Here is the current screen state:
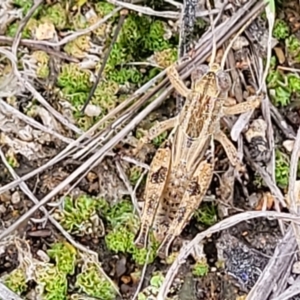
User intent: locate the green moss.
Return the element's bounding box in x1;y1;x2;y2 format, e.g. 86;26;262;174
275;149;290;189
267;70;290;107
95;1;116;17
32;51;50;79
105;226;135;253
286;35;300;63
53;195;105;235
36;264;68;300
57;63;91;95
153;131;168;147
41;3;67;30
47;242;77;275
6;21;32;38
107;66;143;84
64;36;91;58
75;263;116;300
4;268;27;295
273;19;289;40
13;0;35;15
194;203;217;226
104;200;158;265
192;260;209;277
137;272;164;299
129;166;143;186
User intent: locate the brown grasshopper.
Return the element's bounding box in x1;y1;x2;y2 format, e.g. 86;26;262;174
134;62;261;258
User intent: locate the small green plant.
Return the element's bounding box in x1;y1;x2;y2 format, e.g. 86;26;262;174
5;152;19;168
104;200;158;265
275;149;290;189
286;35;300;64
47;242;77;275
35;264;68;300
266;70;300;107
273;19;289;40
53;195;105;235
75;263;116;300
13;0;35;15
138;272;164;300
129;166;143;186
192;260;209;277
194;203;217;226
41;3;67;30
4;268;27;295
57;63;91;97
95;1;116;17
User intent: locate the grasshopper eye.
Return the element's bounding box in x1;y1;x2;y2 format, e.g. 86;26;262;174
216;71;231;92
191;64;209;82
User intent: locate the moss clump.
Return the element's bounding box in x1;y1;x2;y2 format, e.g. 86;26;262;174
64;36;91;59
192;260;209;277
75;263;116;300
194;203;217;226
53;195;106;236
104;200;158;265
103;13;178;85
57;63;91;97
138;272;164;300
273;19;290;40
4;268;27;295
32;51;50;79
7;20;34;38
57;63;120;130
35;264;68;300
95;1;116;17
286;35;300;64
275;150;290;189
266;66;300;107
41;3;67;30
128;166;143;186
47;242;77;275
13;0;39;16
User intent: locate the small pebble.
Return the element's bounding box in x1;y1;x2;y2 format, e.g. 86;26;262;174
292;261;300;274
11;191;21;204
0;204;6;214
84;104;101;117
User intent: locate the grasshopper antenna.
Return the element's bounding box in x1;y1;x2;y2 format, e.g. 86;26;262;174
207;0;217;67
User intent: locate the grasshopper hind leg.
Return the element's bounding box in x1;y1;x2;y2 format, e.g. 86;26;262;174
157;158;214;258
135;144;171;248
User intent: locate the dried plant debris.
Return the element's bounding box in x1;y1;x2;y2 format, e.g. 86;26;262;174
0;105;66;162
244;118;271;163
2;1;300;300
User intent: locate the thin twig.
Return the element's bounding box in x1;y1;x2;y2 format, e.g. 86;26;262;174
0;99;74;144
115;160;141;216
82;9;128;113
0;36;79;62
288;127;300;213
0;283;23;300
106;0;180;19
131;248;151;300
246;226;297;300
11;0;43;56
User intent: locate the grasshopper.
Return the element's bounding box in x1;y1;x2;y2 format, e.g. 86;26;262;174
134;62;261;258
